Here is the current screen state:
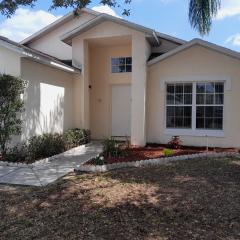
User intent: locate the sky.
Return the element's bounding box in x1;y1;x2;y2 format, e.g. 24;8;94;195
0;0;240;51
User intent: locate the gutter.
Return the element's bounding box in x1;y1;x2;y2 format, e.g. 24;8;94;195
0;38;80;73
20;48;78;73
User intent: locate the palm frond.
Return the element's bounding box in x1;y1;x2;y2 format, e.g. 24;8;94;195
189;0;221;36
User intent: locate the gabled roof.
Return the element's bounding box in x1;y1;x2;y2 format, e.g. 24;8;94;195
20;7;185;47
148;38;240;66
60;12;185;46
20;8;99;45
0;36;79;73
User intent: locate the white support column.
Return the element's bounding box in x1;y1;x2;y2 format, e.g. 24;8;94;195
131;33;150;146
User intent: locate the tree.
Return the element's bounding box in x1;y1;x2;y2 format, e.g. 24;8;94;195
0;74;26;155
0;0;221;35
189;0;221;35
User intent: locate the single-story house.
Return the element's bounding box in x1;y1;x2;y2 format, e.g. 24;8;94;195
1;8;240;148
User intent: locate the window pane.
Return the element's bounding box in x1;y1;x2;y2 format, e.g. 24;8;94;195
206;83;215;93
175;106;184;117
167;94;174;104
119;65;125;72
215;94;224;104
111;58;119;65
215;83;224;93
205;106;214;118
176;84;184;93
112;66;119;73
119;58;125;65
214;118;223;129
205;118;214;129
166;116;174;128
196;94;205;104
167;106;175;117
196;106;204;117
126;65;132;72
184;118;192;128
184;84;192;93
175;94;184;104
197;83;205;93
167;84;175;94
184;94;192;104
184;106;192;117
126;57;132;65
196;118;204;129
206;94;214;104
175;117;184;128
214;106;223;118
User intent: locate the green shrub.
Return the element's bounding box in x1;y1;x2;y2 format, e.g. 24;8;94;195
27;133;66;161
64;128;91;148
0;74;26;156
3;129;90;163
103;138;127;158
5;144;28;163
163;148;174;157
94;155;105;165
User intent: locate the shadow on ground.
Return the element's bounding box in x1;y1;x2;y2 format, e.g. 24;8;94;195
0;157;240;239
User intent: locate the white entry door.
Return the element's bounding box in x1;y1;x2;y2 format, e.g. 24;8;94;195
111;85;131;137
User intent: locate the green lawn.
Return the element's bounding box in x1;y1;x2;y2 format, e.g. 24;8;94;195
1;157;240;239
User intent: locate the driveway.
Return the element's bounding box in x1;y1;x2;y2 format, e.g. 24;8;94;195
0;142;102;186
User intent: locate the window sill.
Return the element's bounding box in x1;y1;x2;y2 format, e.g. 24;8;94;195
164;129;225;138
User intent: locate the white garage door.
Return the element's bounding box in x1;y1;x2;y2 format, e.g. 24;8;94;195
111;85;131;137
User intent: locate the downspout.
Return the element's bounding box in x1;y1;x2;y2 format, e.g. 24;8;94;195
153;31;160;46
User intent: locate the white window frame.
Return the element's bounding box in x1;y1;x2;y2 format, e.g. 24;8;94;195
111;57;132;73
164;79;226;137
166;83;193;129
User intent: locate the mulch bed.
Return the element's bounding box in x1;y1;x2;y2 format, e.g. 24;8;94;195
86;143;238;165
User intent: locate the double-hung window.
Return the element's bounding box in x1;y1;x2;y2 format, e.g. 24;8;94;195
166;83;192;129
166;82;224;133
196;82;224;130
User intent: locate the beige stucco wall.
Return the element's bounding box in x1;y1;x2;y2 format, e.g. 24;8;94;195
72;21;139;70
89;44;131;139
72;38;89;130
147;45;240;148
20;58;75;141
131;32;151;145
72;21;149;145
27;12;96;60
0;46;21;76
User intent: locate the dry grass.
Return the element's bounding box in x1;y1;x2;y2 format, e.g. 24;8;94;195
0;157;240;240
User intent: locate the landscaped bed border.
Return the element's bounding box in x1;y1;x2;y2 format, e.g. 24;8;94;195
75;152;240;173
0;144;90;168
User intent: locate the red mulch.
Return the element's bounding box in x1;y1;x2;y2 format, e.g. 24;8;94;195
86;144;238;165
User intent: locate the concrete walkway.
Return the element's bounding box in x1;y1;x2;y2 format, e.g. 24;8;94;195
0;142;102;187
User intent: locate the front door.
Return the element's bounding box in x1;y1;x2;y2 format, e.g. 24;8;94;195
111;85;131;137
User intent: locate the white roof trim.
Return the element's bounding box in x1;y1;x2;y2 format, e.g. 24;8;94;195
60;12;185;46
60;13;156;44
148;38;240;66
20;7;185;46
155;31;186;45
20;8;99;45
0;37;78;73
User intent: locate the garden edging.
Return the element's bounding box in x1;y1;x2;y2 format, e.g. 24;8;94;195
0;144;90;168
75;152;240;173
